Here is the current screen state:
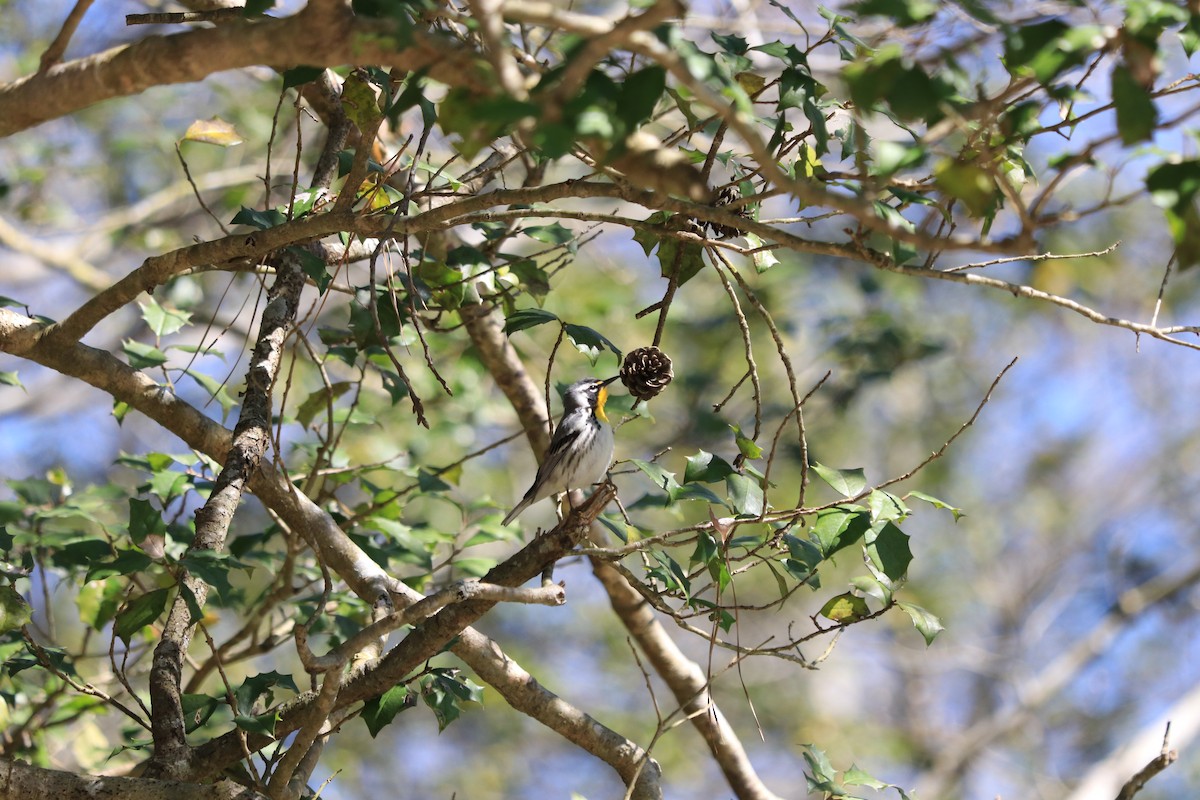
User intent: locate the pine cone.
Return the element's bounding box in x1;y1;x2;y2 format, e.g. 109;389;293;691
620;346;674;401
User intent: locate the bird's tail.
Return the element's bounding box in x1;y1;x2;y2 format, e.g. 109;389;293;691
502;495;533;526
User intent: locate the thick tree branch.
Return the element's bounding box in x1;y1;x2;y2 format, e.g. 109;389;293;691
0;4;488;138
0;759;265;800
146;251;305;779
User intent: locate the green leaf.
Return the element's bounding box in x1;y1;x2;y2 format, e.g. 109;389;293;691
906;490;964;520
378;365;410;406
684;450;735;484
122;340;168;369
617;66;667;128
784;533;823;575
290;246;332;294
1112;64;1158;145
281;66;324;89
898;600;944;645
523;223;575;248
810;506;871;557
503;308;559;334
507;259;550;299
743;232;781;273
181;693;222;733
632;459;683;504
811;463;866;497
295;381;354;429
139;298;192;337
647;549;691;596
342;71;384;132
730;424;763;460
243;0;275;15
0;585;32;634
183;368;238;418
865;521;912;581
658;236;707;286
1003;21;1106;84
851;575;893;606
85;549;153;582
712;32;749;55
230;207;286;230
848;0;937;28
115;588;170;643
563;324;622;360
234;671;298;715
867;489;909;523
417;469;452;493
725;473;764;516
801;743;839;788
870;140;925;177
439;87;535;159
843;46;957;121
689;529;718;566
422;670;483;731
819;591;870;623
128;498;167;545
843;764;889;789
0;371;23;390
1146;159;1200;268
234;711;279;738
180;550;254;601
934;158;997;217
362;684;411;737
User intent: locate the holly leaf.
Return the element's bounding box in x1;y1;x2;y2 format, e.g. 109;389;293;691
115;588;170;643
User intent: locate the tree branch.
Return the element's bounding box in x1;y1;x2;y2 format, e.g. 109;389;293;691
0;758;266;800
0;4;487;138
145;250;305;779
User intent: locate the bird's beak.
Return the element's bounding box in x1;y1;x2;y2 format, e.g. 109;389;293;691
601;375;620;386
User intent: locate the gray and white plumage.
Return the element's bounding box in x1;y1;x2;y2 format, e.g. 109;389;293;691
502;377;617;525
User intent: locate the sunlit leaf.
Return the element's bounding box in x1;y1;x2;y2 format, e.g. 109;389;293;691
810;506;870;557
0;585;31;634
898;600;944;645
819;591;870;623
182;118;243;147
811;463;866;497
139;298;191;338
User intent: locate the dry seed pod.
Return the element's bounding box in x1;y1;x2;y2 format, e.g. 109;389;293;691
620;346;674;401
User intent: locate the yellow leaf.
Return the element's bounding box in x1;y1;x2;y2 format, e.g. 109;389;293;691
182;118;244;147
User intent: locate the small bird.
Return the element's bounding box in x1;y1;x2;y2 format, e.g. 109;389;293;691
502;376;618;525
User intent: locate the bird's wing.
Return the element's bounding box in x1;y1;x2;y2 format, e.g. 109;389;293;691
528;424;583;495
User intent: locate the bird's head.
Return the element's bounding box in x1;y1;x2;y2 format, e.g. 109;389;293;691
563;376;619;422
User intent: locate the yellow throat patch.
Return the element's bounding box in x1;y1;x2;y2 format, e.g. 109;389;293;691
596;384;610;423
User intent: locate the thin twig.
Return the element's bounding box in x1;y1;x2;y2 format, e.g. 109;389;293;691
39;0;95;73
1115;724;1178;800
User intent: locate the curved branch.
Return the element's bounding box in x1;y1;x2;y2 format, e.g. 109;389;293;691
0;4;488;138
